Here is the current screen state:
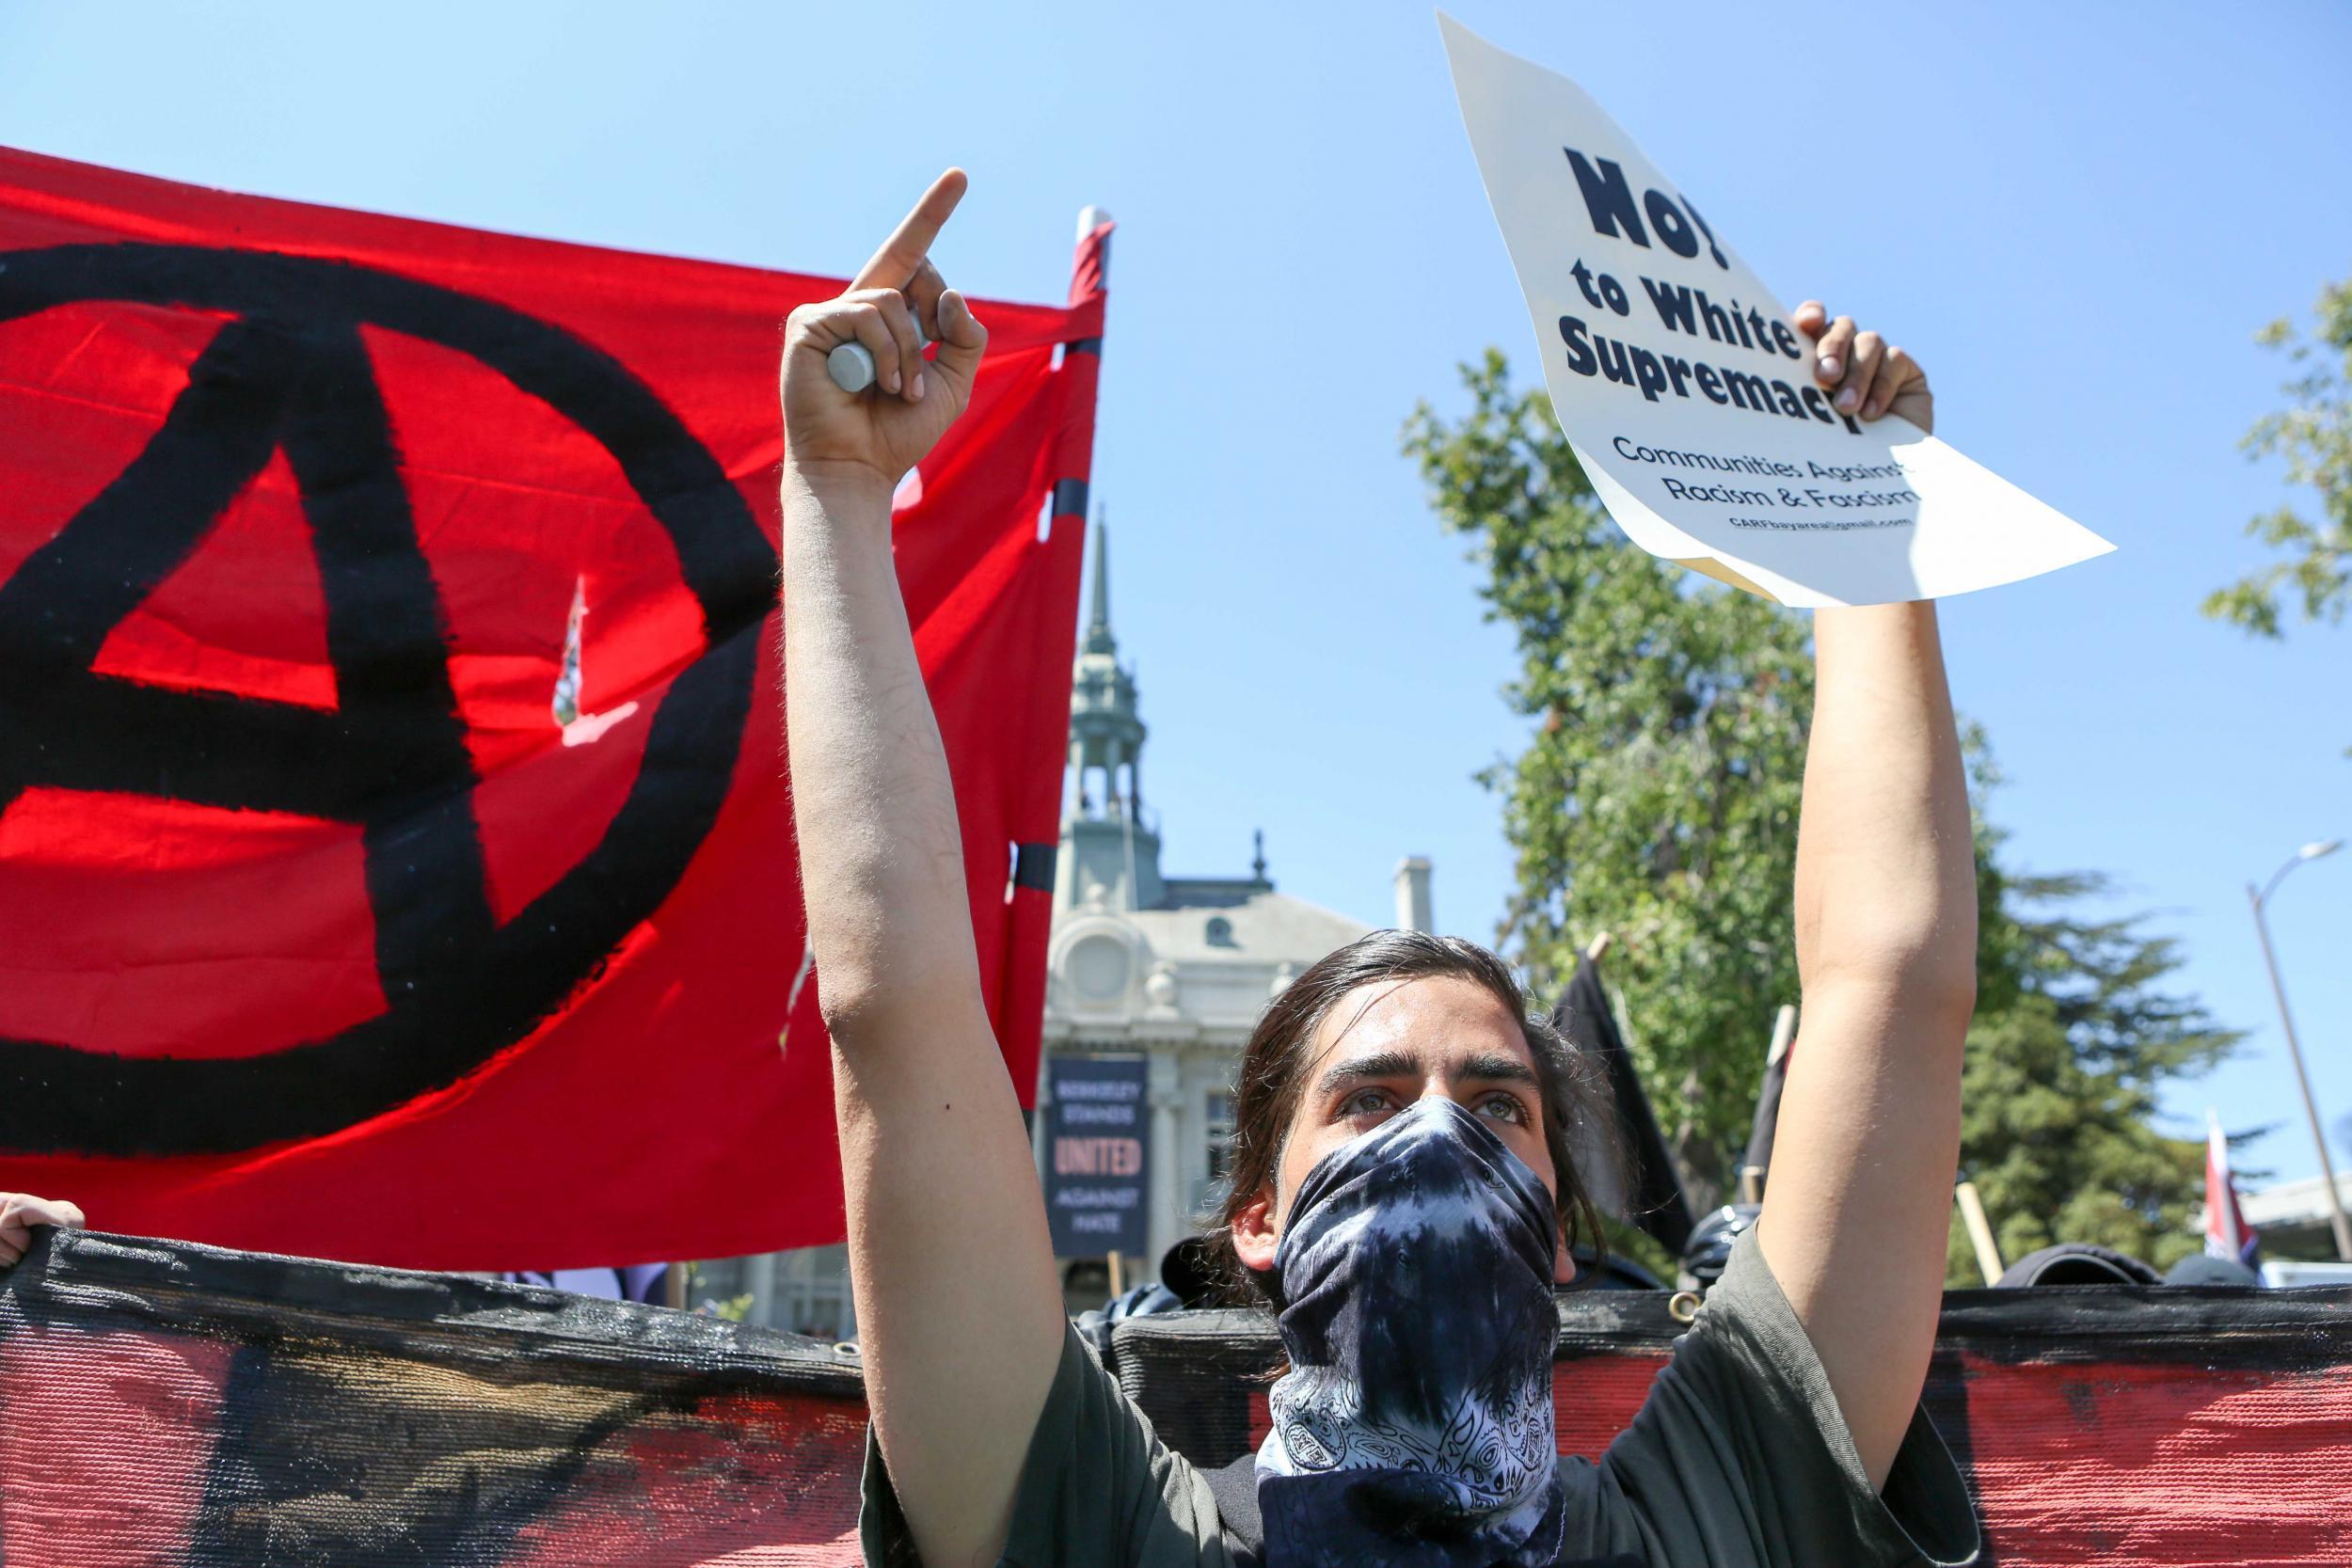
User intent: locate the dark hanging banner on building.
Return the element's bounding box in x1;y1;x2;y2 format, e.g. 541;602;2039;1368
1045;1054;1150;1257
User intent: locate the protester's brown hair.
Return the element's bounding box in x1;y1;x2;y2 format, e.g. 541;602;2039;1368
1207;928;1618;1307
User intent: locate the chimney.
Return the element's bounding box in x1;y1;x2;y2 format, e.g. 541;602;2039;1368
1392;856;1434;933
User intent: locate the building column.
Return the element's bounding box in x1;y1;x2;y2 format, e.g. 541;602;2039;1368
746;1250;778;1329
1148;1051;1183;1280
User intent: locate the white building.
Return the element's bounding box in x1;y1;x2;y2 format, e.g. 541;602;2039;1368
2242;1170;2352;1275
704;521;1417;1335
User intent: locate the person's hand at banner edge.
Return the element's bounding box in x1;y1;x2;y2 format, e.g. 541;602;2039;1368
780;168;990;495
1797;301;1933;436
0;1192;85;1267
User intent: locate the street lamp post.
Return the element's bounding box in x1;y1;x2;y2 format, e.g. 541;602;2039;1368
2248;839;2351;1262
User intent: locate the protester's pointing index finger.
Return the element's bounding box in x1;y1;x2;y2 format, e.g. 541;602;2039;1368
851;169;968;292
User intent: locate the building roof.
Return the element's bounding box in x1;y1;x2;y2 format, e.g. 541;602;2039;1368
2243;1170;2352;1228
1047;880;1373;1038
1122;888;1370;966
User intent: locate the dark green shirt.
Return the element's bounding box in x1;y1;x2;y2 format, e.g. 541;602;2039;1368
861;1231;1979;1566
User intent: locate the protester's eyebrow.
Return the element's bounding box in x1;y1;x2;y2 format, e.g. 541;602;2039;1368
1455;1052;1542;1089
1311;1048;1540;1100
1314;1049;1421;1099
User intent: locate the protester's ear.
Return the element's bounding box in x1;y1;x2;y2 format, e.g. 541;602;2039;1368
1231;1185;1279;1274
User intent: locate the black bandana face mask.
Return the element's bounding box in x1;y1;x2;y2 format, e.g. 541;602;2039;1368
1255;1095;1566;1567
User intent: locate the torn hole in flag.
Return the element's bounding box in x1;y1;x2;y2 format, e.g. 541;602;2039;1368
551;574;641;748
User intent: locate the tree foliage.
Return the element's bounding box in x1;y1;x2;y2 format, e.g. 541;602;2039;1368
1959;853;2241;1278
2203;273;2352;651
1406;353;2239;1277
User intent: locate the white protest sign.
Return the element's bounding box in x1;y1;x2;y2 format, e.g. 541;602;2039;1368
1439;15;2113;607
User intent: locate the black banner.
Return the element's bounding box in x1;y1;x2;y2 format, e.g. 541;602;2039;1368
1044;1053;1150;1257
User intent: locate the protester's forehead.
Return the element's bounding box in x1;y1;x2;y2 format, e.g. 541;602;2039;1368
1307;974;1534;1073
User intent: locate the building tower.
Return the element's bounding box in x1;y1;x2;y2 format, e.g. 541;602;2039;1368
1057;514;1165;911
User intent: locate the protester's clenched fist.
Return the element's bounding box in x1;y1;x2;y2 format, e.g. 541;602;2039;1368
1795;301;1932;437
782;169;989;490
0;1192;85;1267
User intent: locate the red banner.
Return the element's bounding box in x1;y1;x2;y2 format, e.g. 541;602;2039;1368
0;148;1103;1269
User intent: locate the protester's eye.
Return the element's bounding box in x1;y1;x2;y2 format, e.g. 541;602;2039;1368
1479;1093;1530;1125
1340;1088;1395;1119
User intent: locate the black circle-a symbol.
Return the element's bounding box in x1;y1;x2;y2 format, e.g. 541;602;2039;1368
0;245;774;1155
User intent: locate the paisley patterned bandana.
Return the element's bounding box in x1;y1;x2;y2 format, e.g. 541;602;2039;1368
1256;1096;1567;1567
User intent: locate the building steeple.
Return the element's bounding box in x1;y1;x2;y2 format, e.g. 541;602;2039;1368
1058;511;1164;911
1083;513;1117;657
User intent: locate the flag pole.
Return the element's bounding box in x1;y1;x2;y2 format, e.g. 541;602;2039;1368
998;204;1113;1122
1955;1181;2004;1285
1737;1005;1797;1205
2248;865;2352;1261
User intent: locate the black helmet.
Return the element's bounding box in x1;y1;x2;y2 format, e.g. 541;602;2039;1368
2162;1253;2263;1289
1679;1203;1761;1293
1995;1243;2161;1288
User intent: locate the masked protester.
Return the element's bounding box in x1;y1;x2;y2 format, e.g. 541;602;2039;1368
784;173;1981;1566
1254;1098;1570;1565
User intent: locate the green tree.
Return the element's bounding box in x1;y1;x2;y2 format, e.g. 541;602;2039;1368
1954;851;2242;1280
2203;273;2351;670
1406;352;2239;1276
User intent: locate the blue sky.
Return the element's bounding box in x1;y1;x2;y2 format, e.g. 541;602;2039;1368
6;2;2348;1193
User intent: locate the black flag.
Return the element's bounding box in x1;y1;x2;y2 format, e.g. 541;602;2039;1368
1555;955;1693;1254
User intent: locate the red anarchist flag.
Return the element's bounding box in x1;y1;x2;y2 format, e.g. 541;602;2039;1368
0;148;1104;1270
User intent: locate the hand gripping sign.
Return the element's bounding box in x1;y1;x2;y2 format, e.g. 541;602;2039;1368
1440;16;2113;607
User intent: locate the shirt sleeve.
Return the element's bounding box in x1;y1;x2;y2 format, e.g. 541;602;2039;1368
858;1321;1237;1568
1581;1230;1980;1568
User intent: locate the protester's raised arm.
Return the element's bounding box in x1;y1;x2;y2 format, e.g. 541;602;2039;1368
780;171;1065;1567
1757;303;1976;1490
